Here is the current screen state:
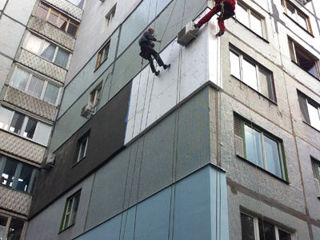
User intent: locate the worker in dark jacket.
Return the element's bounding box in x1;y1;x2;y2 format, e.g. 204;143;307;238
139;28;170;76
195;0;236;37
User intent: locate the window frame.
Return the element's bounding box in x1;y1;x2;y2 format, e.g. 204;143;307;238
297;91;320;131
60;190;81;232
24;33;71;69
282;0;312;34
0;106;52;146
89;83;102;108
95;41;110;70
10;66;61;105
229;47;276;102
288;38;320;79
35;2;80;37
0;154;37;194
0;215;25;240
105;4;117;25
240;211;293;240
76;132;89;163
234;114;288;181
236;1;267;39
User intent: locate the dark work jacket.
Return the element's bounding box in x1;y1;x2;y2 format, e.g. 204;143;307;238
139;31;157;47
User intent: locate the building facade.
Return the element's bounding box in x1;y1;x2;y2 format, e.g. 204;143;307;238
1;0;320;239
0;0;83;239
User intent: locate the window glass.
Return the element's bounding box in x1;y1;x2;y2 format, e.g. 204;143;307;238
264;135;283;178
259;67;274;101
1;159;18;188
67;21;78;36
237;4;249;26
47;9;59;25
23;117;37;139
279;229;291;240
7;218;24;240
11;68;29;91
0;107;13;131
27;76;44;98
16;164;34;192
241;213;255;240
33;122;52;146
296;12;308;30
259;219;276;240
25;34;43;55
77;137;88;162
307;102;320;130
54;48;69;68
57;15;68;31
230;51;240;79
243;59;258;90
40;42;56;61
245;125;264;168
35;3;49;20
44;83;59;105
251;13;263;37
9;112;24;135
61;192;81;231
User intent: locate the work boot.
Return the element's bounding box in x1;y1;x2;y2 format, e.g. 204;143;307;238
163;64;171;70
154;70;160;76
194;23;200;29
216;30;225;37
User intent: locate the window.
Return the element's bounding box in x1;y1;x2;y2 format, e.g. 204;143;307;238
67;0;85;9
89;83;102;108
95;41;110;70
35;2;80;37
288;38;320;79
10;67;61;105
0;216;24;240
230;47;275;101
241;212;292;240
60;191;81;231
282;0;312;34
0;106;52;146
0;154;37;193
105;4;116;25
236;2;266;38
298;91;320;130
234;115;286;180
24;33;71;68
76;133;89;162
311;157;320;196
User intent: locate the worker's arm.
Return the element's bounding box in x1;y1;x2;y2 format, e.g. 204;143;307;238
145;32;157;42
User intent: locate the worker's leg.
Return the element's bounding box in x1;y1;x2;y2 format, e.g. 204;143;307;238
196;4;221;28
150;49;170;69
147;56;157;73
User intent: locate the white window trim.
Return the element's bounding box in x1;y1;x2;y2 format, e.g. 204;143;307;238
10;66;61;106
76;136;88;162
241;212;293;240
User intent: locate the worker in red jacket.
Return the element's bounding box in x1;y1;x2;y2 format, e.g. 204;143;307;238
195;0;236;37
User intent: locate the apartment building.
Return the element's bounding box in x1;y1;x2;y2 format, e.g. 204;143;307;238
0;0;319;239
0;0;83;239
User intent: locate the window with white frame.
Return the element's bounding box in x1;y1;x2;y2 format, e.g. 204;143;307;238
288;38;320;79
311;157;320;197
24;33;71;68
0;106;52;146
60;191;81;231
298;91;320;130
89;83;102;108
0;154;37;193
95;41;110;70
230;47;275;101
282;0;312;34
76;133;89;163
241;212;292;240
10;67;61;105
234;115;287;180
35;3;79;37
236;1;266;38
0;216;25;240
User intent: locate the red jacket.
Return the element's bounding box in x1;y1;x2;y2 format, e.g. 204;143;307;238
215;0;236;10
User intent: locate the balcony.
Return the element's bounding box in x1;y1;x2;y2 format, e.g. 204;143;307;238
0;129;46;164
28;16;75;51
0;185;32;216
17;49;67;83
42;0;83;20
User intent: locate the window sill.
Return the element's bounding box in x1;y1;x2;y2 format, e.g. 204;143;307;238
291;61;320;81
230;74;278;105
58;223;74;234
233;17;269;44
283;12;314;37
302;120;320;133
236;154;290;184
71;157;86;168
